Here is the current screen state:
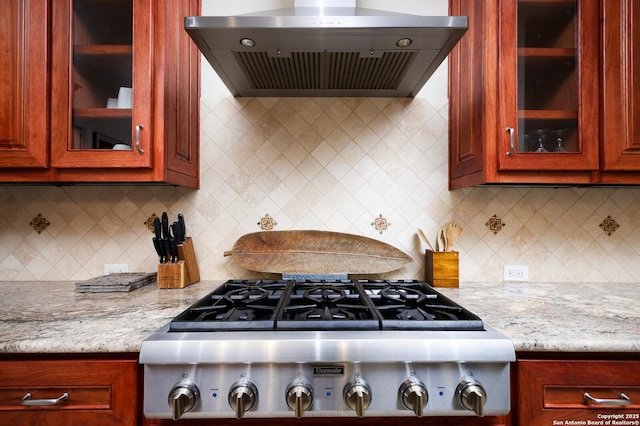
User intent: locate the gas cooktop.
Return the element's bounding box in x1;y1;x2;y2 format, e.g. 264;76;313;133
140;279;514;420
169;279;484;332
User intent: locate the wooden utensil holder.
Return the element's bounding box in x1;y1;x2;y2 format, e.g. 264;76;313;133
425;250;459;288
157;237;200;289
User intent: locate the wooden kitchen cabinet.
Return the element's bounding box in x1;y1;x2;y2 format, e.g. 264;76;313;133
517;359;640;426
0;0;49;169
600;0;640;183
2;0;200;188
0;356;138;425
449;0;600;188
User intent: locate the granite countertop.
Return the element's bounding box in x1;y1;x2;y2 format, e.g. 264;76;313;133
0;280;638;354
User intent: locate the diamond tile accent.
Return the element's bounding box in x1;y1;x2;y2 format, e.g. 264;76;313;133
485;215;506;235
371;214;390;234
30;214;50;234
599;215;620;236
258;214;277;231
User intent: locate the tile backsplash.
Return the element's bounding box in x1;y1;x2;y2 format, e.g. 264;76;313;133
2;96;640;283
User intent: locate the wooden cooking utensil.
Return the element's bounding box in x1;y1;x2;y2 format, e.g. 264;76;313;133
417;228;435;251
443;222;463;251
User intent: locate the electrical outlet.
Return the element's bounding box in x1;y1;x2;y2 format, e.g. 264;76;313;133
504;265;528;282
104;263;129;275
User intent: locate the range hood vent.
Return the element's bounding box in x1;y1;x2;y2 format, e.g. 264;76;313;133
185;1;468;97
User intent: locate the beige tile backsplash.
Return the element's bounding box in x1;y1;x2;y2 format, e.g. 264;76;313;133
1;96;640;283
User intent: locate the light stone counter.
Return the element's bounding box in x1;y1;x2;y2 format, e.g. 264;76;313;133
0;280;638;354
438;281;640;353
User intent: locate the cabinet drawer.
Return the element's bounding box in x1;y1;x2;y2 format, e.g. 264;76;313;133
0;358;137;425
519;360;640;426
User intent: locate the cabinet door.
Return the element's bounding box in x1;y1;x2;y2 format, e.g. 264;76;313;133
51;0;153;169
497;0;599;172
601;0;640;174
518;360;640;426
0;0;48;168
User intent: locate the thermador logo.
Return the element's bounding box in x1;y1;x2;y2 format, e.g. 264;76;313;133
313;366;345;376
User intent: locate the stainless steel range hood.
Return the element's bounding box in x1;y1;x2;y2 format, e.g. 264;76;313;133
185;1;467;97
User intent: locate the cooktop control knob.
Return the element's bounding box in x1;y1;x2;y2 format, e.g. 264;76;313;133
286;379;313;417
228;381;258;419
399;378;428;417
343;379;372;418
168;381;200;420
456;379;487;417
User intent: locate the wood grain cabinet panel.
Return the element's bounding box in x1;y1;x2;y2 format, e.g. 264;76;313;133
0;0;49;169
601;0;640;182
448;0;640;187
0;0;200;188
518;360;640;426
0;358;138;426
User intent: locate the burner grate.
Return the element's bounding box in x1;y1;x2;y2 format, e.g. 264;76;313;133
169;279;484;332
276;282;379;330
361;280;484;330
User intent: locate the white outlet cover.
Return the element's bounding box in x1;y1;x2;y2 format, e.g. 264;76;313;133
503;265;529;282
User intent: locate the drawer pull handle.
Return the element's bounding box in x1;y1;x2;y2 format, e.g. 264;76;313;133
584;392;631;406
20;392;69;406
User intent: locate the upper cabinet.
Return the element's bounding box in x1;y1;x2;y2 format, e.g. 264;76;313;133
601;0;640;182
1;0;200;188
51;0;153;169
0;1;49;169
449;0;638;188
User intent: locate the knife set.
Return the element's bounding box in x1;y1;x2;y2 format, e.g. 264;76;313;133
153;212;200;289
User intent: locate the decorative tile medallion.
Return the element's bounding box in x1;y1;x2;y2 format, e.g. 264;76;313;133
371;214;390;234
145;213;158;232
599;215;620;236
30;213;50;234
485;214;506;235
258;213;277;231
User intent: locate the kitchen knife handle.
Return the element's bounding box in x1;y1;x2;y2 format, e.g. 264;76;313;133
178;214;186;240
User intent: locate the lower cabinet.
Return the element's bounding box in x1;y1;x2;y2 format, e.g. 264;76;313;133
0;355;138;426
518;358;640;426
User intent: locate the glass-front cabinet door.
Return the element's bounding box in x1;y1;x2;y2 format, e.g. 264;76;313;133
498;0;598;171
51;0;152;168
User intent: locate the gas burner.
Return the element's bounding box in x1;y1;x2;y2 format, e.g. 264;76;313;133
361;280;484;330
169;280;288;331
277;282;379;329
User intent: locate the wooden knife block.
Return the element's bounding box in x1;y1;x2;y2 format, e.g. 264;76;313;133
157;237;200;289
425;250;459;288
